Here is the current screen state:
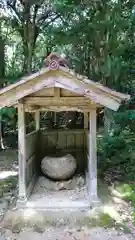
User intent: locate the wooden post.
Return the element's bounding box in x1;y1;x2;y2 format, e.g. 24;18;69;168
88;108;99;205
18;101;27;203
84;113;88;129
35;110;40;130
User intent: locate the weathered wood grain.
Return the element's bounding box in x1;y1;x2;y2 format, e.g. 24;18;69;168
0;64;130;111
26;155;35;186
61;88;81;97
35;111;40;130
88;109;98;203
40;129;86;150
30;87;54;97
18;102;27;201
55;77;121;111
84;113;88;129
26;130;38;161
24;96;93;106
0;74;55;108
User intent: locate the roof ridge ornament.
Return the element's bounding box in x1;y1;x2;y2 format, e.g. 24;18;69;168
44;52;70;70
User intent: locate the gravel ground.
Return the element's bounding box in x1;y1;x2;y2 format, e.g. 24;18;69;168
3;227;135;240
27;176;89;209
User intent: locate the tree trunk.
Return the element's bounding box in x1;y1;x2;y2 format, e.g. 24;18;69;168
104;108;114;136
0;34;5;149
21;3;38;74
22;24;37;74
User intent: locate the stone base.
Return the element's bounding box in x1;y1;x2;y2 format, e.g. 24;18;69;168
17;196;27;208
90;196;101;208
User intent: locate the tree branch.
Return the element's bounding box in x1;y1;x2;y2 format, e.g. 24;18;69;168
33;4;39;24
40;13;61;28
37;9;53;23
7;1;22;23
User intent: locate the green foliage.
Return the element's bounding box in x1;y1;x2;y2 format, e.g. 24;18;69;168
98;104;135;181
84;213;115;228
113;183;135;225
0;0;135;161
119;183;135;226
0;108;16;118
0;176;17;198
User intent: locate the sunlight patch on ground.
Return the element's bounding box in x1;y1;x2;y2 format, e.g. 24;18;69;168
101;204;122;223
0;170;18;180
23;209;37;220
110;188;127;198
112;196;129;206
110;183;133;199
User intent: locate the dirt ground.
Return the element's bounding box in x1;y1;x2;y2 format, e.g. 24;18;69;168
0;149;135;240
2;227;134;240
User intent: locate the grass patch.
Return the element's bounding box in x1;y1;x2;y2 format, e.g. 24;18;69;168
114;183;134;200
114;182;135;227
82;213;115;228
0;176;17;197
82;213;132;233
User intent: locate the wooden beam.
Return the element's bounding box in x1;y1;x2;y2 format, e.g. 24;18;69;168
0;75;55;108
84;113;88;129
55;78;121;111
53;88;60;124
35;110;40;130
54;87;60;97
88;109;99;205
18;101;27;203
59;66;130;100
24;96;96;107
24;106;96;112
22;96;98;112
26;173;37;199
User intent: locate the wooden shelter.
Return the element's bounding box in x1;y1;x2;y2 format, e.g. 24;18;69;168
0;53;130;207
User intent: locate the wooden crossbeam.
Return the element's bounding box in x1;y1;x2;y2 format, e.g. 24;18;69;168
23;96;97;107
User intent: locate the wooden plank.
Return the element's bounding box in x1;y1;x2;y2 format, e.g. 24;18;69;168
14;74;122;111
24;96;93;106
84;113;88;129
54;87;60;97
66;134;75;148
75;132;84;148
23;96;97;112
18;101;27;202
23;105;97;113
86;131;89;152
0;74;55;108
40;132;49;151
59;66;130;100
42;129;85;135
26;154;35;166
30;87;54;97
26;130;38;160
40;129;86;150
61;89;81;97
35;111;40;130
26;155;35;186
0;64;130;111
47;132;58;148
26;173;37;198
88;108;98;204
0;67;50;95
57;131;66;149
55;77;121;111
53;88;60;125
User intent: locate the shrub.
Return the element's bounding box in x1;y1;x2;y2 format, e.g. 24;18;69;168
98;103;135;181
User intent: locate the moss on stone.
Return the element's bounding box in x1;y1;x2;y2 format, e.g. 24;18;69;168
82;213;115;228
